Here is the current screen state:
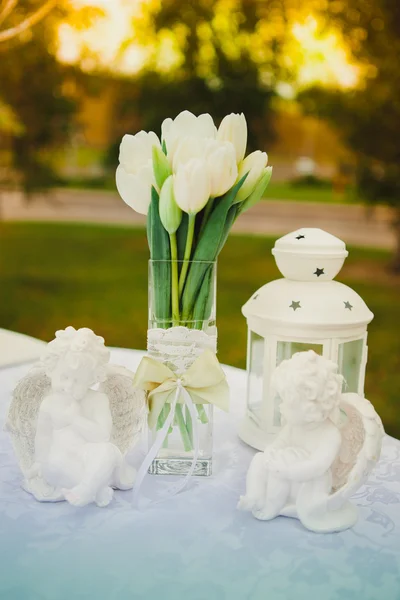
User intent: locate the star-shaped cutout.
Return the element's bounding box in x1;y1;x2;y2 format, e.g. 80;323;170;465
344;301;353;310
289;301;301;311
314;267;325;277
296;234;305;240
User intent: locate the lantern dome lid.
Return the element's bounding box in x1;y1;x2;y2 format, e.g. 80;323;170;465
272;228;349;281
242;279;373;329
242;228;373;332
273;228;347;256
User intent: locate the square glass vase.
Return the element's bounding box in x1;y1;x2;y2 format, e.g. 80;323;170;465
147;259;217;476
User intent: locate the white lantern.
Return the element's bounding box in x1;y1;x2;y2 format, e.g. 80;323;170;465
239;228;374;450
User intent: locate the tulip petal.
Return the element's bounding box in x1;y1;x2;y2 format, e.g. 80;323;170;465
173;110;198;131
206;141;238;197
161;117;173;148
174;158;210;214
161;111;217;161
172;136;208;172
217;113;247;163
119;131;161;173
116;165;152;215
196;113;217;139
236;150;268;202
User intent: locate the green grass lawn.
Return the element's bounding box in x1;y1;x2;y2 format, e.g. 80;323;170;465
266;181;359;204
1;222;399;437
60;177;360;204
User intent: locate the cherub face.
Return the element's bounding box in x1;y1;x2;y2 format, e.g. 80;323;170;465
273;351;342;427
50;361;95;401
279;381;329;425
280;396;325;425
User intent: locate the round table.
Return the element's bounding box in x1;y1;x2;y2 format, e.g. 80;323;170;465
1;348;399;600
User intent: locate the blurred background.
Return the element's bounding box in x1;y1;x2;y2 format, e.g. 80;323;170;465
0;0;399;435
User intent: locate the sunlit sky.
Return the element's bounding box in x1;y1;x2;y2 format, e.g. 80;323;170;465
58;0;359;90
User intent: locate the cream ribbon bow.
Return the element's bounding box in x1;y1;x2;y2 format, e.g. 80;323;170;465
132;349;229;507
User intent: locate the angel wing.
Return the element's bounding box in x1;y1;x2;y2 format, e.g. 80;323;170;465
100;364;147;455
329;392;384;510
5;366;50;476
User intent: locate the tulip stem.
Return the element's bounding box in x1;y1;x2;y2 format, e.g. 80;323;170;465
169;233;180;325
196;403;209;424
175;404;192;452
200;197;214;235
178;214;195;297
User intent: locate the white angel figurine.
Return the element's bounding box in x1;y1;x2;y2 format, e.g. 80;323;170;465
7;326;146;507
238;350;384;533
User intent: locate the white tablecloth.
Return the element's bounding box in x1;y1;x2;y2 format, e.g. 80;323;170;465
0;328;46;368
1;348;399;600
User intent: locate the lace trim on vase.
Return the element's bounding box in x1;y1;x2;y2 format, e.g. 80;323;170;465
147;326;217;373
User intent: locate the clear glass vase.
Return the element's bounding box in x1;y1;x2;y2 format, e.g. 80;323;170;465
147;259;217;476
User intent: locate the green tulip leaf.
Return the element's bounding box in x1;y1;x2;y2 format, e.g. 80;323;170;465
180;175;247;320
238;167;273;215
148;186;171;327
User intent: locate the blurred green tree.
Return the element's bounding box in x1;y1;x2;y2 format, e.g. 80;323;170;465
0;0;56;44
0;1;102;198
0;2;74;196
113;0;308;153
301;0;400;270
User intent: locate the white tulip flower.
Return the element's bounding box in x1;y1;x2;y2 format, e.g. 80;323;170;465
116;131;161;215
162;110;217;161
172;137;237;197
235;150;268;203
217;113;247;163
205;140;238;197
172;136;208;173
173;158;211;215
118;131;160;172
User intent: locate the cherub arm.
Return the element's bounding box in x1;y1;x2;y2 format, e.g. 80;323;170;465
70;393;112;443
262;425;293;464
265;425;291;453
270;426;341;482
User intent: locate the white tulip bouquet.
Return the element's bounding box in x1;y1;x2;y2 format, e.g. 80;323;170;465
116;110;272;331
116;111;272;462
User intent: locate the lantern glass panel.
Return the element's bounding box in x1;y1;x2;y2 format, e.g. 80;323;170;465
338;338;364;393
247;331;264;423
273;341;324;426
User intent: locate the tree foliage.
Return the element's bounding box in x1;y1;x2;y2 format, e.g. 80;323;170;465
0;2;74;194
0;0;57;44
0;1;102;196
118;0;310;151
301;0;400;268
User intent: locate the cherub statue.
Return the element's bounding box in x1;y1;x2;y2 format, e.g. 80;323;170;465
238;350;384;533
7;327;147;507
